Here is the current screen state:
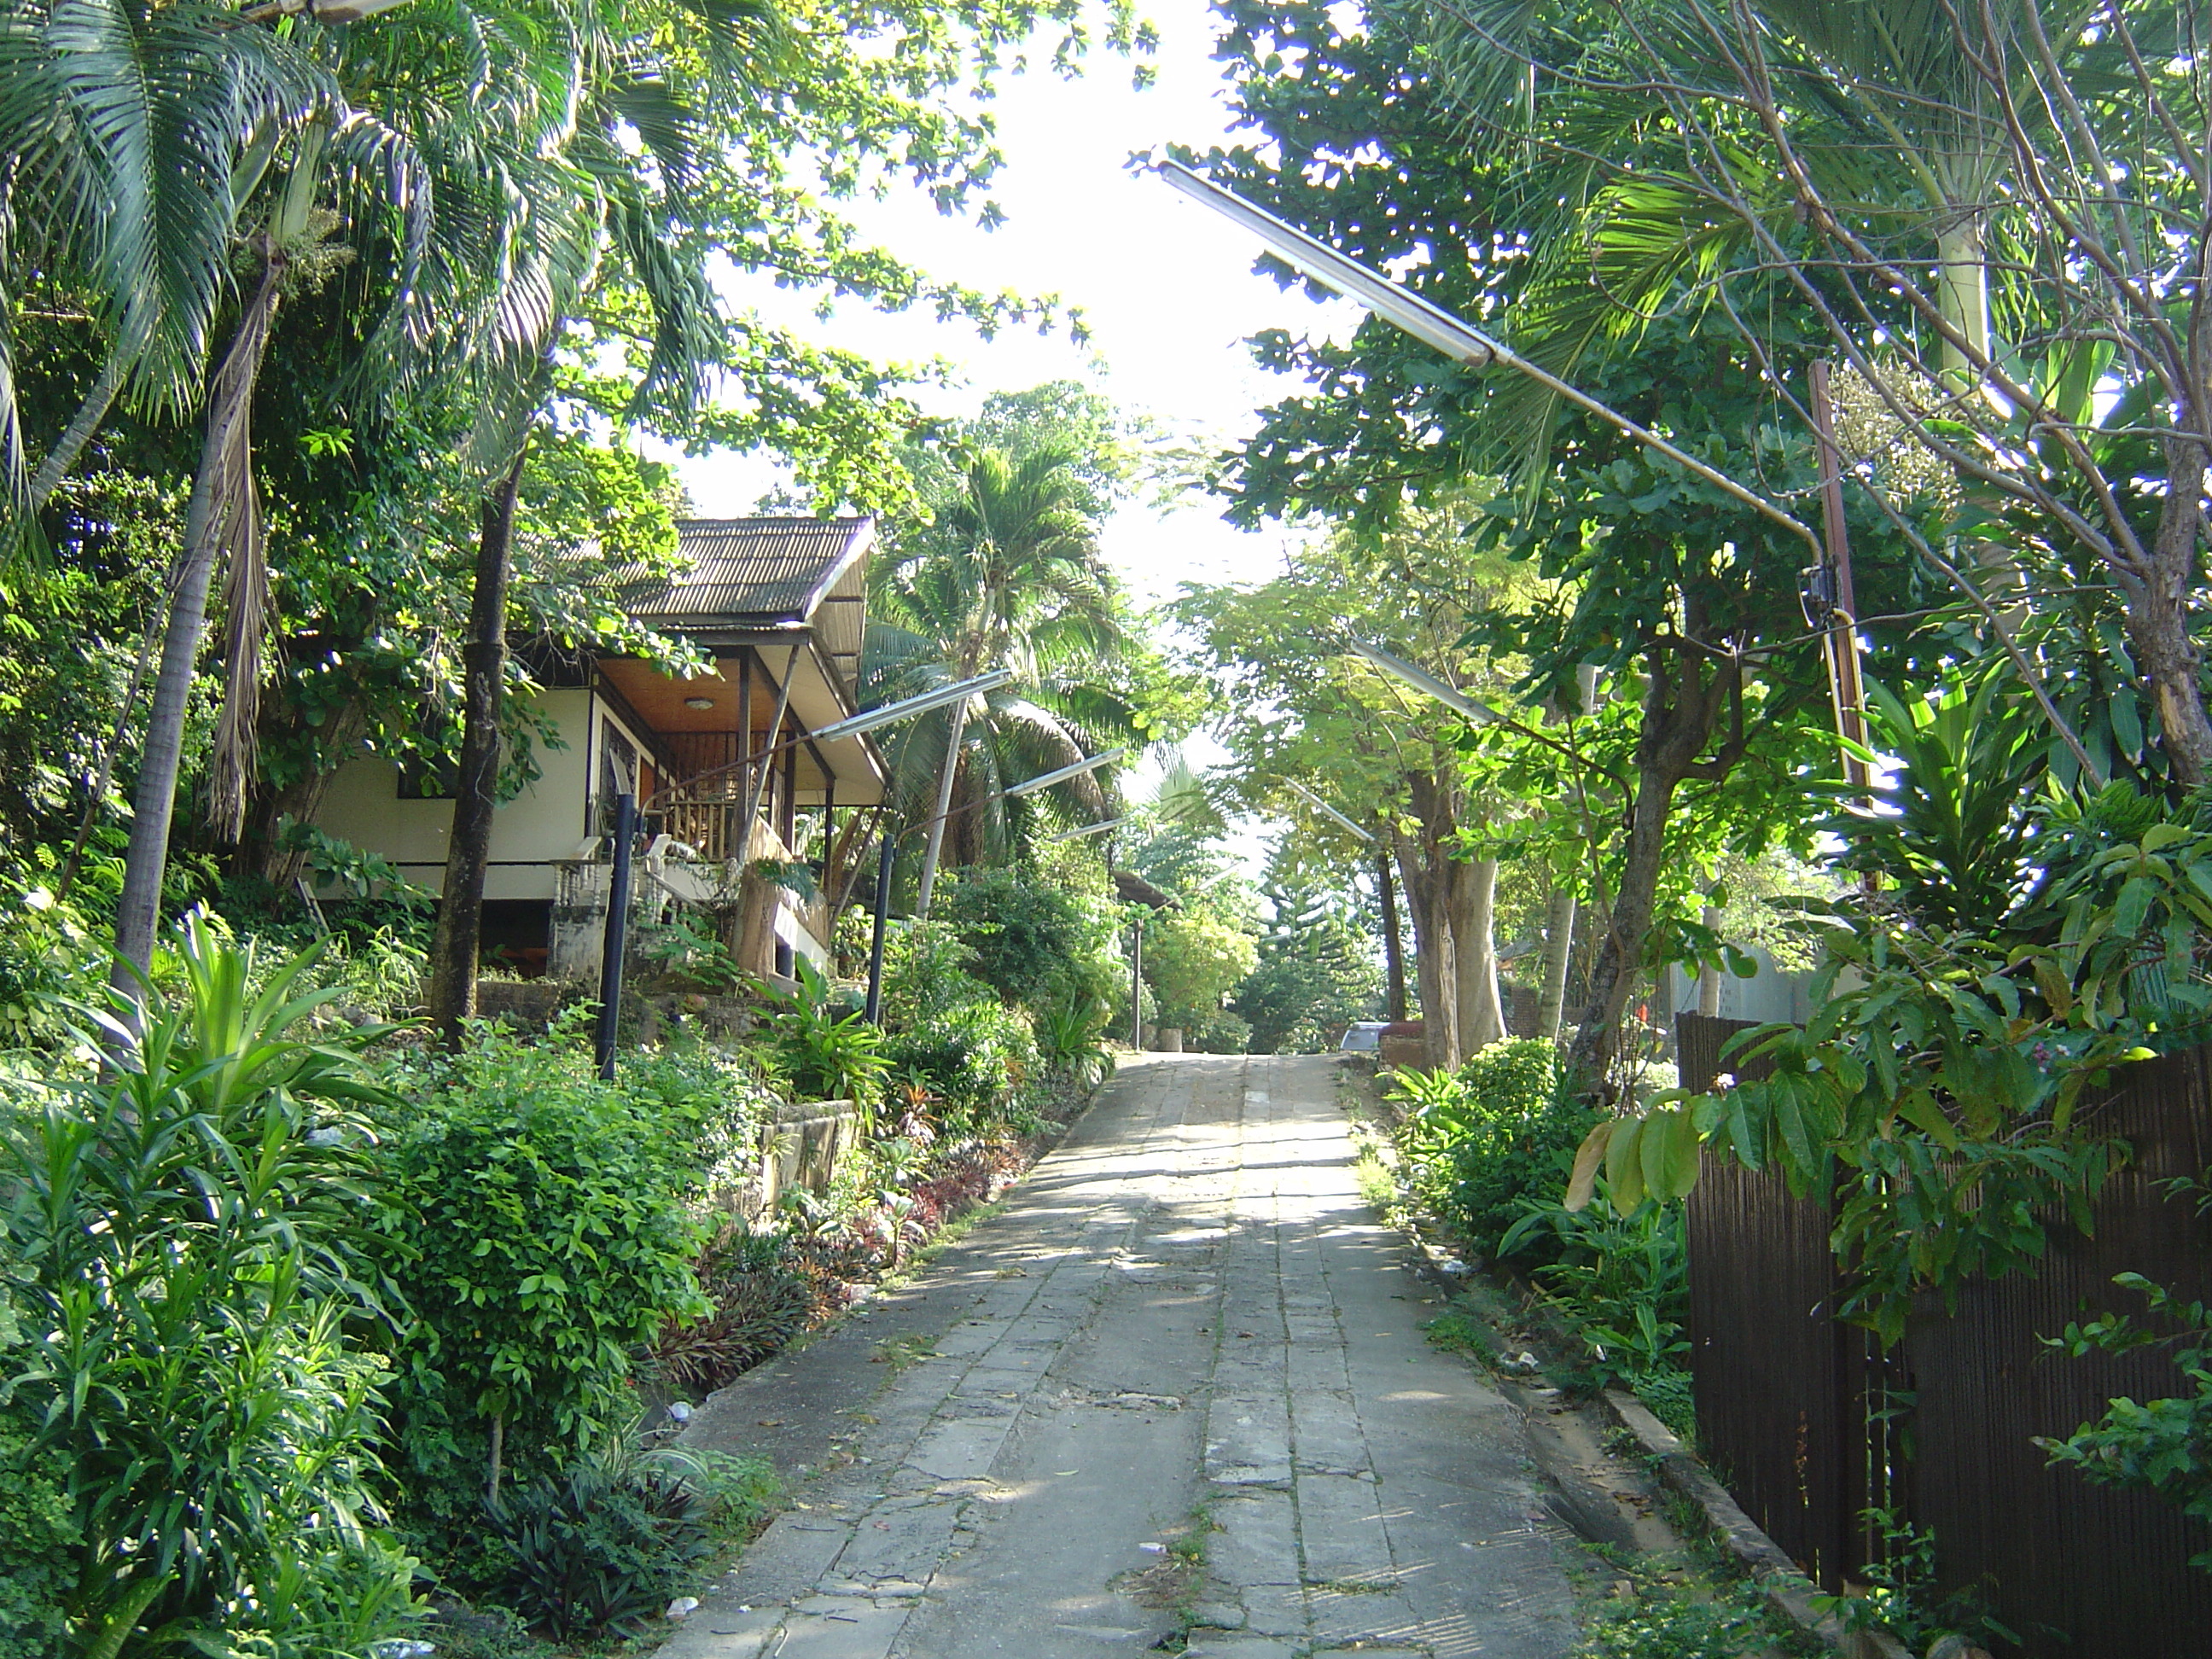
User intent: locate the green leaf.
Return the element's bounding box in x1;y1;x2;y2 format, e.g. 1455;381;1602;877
1605;1117;1647;1214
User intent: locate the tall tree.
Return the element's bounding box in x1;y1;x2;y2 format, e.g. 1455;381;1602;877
867;444;1144;903
1184;1;1902;1085
1412;0;2212;783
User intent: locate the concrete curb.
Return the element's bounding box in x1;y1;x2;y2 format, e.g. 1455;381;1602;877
1358;1121;1912;1659
1595;1388;1910;1659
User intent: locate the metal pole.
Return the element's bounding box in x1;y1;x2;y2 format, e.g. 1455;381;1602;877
864;833;895;1027
595;790;637;1080
1809;360;1871;797
915;695;969;919
1130;919;1144;1051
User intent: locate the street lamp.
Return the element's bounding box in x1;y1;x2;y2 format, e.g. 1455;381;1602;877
1344;637;1505;729
1282;777;1375;844
1046;814;1134;843
1153;160;1822;561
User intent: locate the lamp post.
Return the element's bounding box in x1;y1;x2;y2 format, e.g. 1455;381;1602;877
1154;160;1823;562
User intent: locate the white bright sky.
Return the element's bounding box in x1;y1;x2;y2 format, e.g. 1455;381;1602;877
669;0;1371;870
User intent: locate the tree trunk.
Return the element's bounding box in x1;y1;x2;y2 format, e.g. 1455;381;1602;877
2123;433;2212;789
1394;835;1458;1069
1453;857;1506;1052
1376;849;1407;1022
424;445;529;1046
1697;904;1723;1018
914;697;967;918
1934;212;1992;391
109;254;286;1004
1537;887;1575;1043
1565;641;1741;1091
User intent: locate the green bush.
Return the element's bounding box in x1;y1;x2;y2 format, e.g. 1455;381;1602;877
935;867;1119;1008
1388;1039;1597;1263
0;918;418;1656
0;1280;74;1659
368;1023;709;1550
752;958;888;1108
882;997;1043;1132
488;1444;773;1639
1182;1007;1254;1053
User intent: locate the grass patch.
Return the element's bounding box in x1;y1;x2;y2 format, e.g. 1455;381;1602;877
1423;1306;1502;1362
870;1332;937;1372
1352;1139;1400;1214
1574;1574;1819;1659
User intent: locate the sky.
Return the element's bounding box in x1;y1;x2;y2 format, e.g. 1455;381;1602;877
668;0;1370;606
668;0;1369;863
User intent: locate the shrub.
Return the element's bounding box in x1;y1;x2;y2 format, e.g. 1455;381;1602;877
0;918;417;1656
487;1443;771;1640
935;867;1119;1008
368;1024;709;1547
0;1280;74;1659
1034;991;1115;1088
649;1223;818;1394
1388;1039;1597;1264
752;958;888;1109
881;998;1042;1132
1183;1007;1254;1053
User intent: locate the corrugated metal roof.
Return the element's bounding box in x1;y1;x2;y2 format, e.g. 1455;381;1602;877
620;517;874;624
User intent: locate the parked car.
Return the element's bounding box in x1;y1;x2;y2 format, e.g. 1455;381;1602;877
1337;1022;1390;1052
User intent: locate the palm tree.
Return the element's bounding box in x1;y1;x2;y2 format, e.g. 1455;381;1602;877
864;445;1141;906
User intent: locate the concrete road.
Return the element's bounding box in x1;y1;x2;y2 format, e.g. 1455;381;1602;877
664;1054;1580;1659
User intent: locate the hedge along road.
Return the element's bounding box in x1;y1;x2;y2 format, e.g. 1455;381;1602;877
667;1053;1580;1659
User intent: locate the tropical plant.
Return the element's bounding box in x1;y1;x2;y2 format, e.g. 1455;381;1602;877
1570;773;2212;1341
2043;1258;2212;1571
1034;989;1115;1089
1412;0;2212;789
752;958;888;1109
1502;1188;1691;1428
487;1441;775;1639
934;864;1120;1008
866;441;1144;891
0;917;416;1654
367;1020;710;1540
1388;1040;1597;1262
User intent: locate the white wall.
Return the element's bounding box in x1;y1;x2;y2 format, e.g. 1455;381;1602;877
314;688;601;901
1668;944;1813;1027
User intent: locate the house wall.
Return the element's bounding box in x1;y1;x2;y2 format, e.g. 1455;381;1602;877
1666;944;1813;1028
316;688;614;901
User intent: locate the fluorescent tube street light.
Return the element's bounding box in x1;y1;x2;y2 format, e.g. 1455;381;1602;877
812;668;1013;743
1051;814;1134;843
1003;747;1127;800
1154;160;1821;557
1282;777;1375;844
1346;637;1504;728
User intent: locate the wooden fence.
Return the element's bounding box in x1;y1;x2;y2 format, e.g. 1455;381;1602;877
1676;1012;2212;1656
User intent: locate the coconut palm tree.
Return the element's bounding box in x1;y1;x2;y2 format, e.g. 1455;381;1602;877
864;445;1142;906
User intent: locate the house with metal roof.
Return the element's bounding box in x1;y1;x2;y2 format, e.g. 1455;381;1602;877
311;515;888;980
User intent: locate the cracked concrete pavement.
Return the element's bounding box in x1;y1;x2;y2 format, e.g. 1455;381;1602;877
663;1053;1581;1659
